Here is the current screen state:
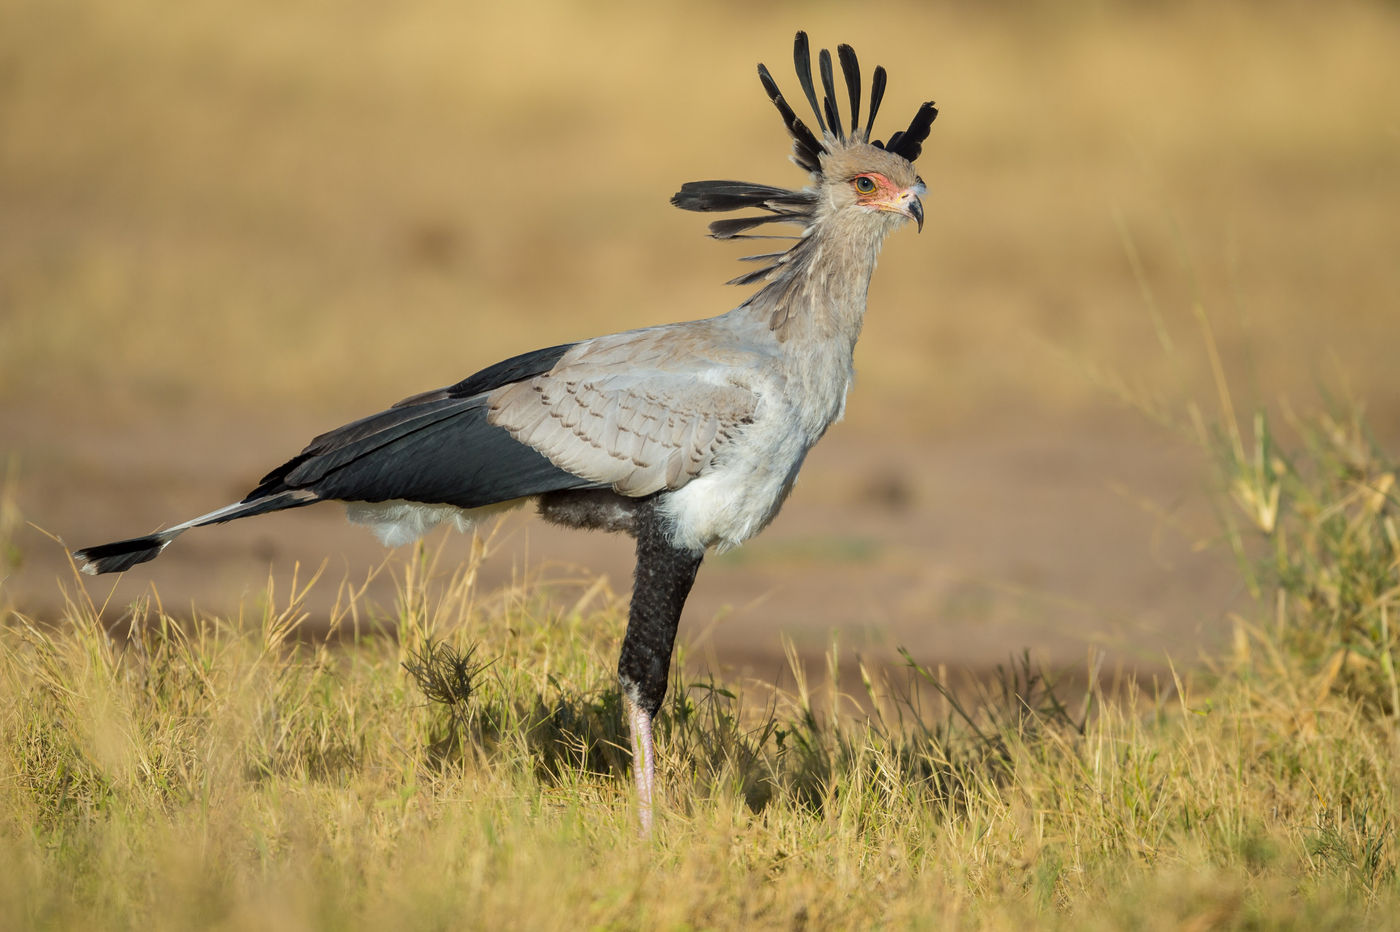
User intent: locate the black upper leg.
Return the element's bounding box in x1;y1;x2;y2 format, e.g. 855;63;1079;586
616;501;704;718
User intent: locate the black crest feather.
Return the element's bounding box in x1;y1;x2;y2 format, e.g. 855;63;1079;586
838;44;861;139
819;48;842;140
671;32;938;295
757;65;823;175
671;180;816;216
885;101;939;163
752;31;937;173
793;32;826;137
866;65;888;140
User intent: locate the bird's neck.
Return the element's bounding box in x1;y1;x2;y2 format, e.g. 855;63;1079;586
735;218;893;440
751;217;889;351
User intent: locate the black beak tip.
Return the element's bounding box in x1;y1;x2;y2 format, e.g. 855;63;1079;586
910;196;925;232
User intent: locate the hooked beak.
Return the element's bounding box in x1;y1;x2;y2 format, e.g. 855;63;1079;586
885;184;925;232
907;195;924;232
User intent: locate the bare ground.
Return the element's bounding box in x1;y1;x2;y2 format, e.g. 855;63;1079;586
4;403;1238;686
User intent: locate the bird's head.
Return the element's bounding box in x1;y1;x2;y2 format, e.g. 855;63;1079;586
819;147;926;233
772;30;934;236
671;32;936;289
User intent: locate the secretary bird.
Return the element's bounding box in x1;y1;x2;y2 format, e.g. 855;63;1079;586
74;31;937;832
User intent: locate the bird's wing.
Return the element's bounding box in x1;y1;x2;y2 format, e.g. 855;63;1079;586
487;337;760;497
243;341;600;508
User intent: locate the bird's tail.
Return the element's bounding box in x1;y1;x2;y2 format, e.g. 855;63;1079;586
74;533;177;575
73;490;316;575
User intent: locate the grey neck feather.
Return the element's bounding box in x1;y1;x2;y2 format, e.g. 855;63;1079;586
739;209;890;344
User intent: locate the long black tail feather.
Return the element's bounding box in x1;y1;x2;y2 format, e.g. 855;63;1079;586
73;492;317;575
74;535;171;575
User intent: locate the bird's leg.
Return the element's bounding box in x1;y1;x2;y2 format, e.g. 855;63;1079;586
625;692;657;834
618;504;703;835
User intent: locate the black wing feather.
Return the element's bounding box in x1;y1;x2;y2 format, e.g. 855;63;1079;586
288;402;593;508
246;340;596;508
440;342;573;399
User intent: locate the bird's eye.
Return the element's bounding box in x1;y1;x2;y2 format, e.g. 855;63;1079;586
853;175;878;195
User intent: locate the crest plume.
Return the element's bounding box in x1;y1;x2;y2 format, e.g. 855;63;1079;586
673;32;936;217
671;31;938;290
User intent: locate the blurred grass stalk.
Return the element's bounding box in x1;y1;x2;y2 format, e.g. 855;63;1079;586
0;457;21;614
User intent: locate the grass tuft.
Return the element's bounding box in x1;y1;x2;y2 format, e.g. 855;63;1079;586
1216;406;1400;717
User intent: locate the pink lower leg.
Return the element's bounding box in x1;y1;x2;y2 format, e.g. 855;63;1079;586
626;695;655;835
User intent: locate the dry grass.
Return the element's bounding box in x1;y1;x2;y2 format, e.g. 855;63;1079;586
1;399;1398;929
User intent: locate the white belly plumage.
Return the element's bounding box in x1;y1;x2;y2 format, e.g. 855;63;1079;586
345;498;524;547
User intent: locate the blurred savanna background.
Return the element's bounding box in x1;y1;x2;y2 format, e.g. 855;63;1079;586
3;0;1398;679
